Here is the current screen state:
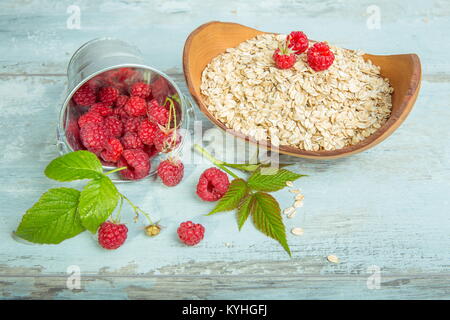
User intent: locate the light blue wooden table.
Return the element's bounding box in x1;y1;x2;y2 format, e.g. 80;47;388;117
0;0;449;299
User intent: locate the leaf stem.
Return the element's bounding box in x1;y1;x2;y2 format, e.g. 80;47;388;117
105;167;127;175
193;144;240;179
119;193;153;225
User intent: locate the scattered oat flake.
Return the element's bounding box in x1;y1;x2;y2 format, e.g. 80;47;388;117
294;200;304;208
291;227;304;236
290;189;301;194
287;211;296;219
295;194;305;201
286;181;293;187
327;255;339;263
283;207;295;215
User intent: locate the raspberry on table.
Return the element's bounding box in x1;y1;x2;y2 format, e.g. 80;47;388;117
177;221;205;246
115;95;129;108
287;31;309;55
117;149;150;180
98;221;128;250
80;122;108;154
273;48;296;69
72;83;97;106
130;82;152;99
104;115;123;138
124;96;147;117
101;137;123;163
121;132;144;150
98;86;119;104
147;99;169;126
157;158;184;187
78;111;103;128
196;167;230;201
89;102;113;116
138;119;160;145
307;42;335;71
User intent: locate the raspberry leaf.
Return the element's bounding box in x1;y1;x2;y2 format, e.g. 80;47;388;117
251;192;291;256
78;176;119;233
45;151;103;182
237;195;253;230
208;179;248;215
248;168;306;192
15;188;85;244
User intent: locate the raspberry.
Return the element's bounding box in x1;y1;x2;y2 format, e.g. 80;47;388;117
98;86;119;104
273;48;296;69
78;111;103;128
72;83;97;106
154;129;181;153
123;116;142;134
115;95;129;108
121;132;144;149
307;42;335;71
177;221;205;246
101;137;123;163
80;122;108;153
196;167;230;201
147;99;169;126
157;158;184;187
151;76;171;105
104;115;123;138
117;149;150;180
124;96;147;117
114;106;129;120
287;31;309;55
98;221;128;250
143;144;158;159
90;102;113;116
138;119;160;145
130;82;152;99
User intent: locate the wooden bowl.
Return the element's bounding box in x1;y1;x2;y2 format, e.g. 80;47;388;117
183;21;421;159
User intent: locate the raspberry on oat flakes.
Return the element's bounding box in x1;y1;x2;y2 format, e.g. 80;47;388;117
98;221;128;250
138;119;160;145
307;42;335;71
80;122;108;153
89;102;113;116
99;86;119;104
157;158;184;187
147;99;169;126
78;111;103;128
273;47;296;69
177;221;205;246
72;83;97;106
101;137;123;163
117;149;150;180
104;115;123;138
287;31;309;55
124;96;147;117
130;82;152;99
121;132;144;150
196;167;230;201
115;95;129;108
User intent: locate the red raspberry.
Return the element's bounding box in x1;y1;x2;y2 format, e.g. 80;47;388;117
177;221;205;246
98;221;128;250
104;115;123;138
154;129;181;153
80;122;108;153
124;96;147;117
72;83;97;106
273;48;296;69
117;149;150;180
114;106;129;120
287;31;309;55
196;167;230;201
138;119;160;145
101;137;123;163
143;144;158;159
121;132;144;149
157;158;184;187
98;86;119;104
90;102;113;116
78;111;103;128
114;68;138;82
151;76;171;105
123;116;142;134
115;95;129;108
130;82;152;99
147;99;169;126
307;42;335;71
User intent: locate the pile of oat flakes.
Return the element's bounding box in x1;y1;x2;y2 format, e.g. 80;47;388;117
200;34;393;151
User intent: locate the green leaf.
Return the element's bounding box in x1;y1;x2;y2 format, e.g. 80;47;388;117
237;195;253;230
15;188;84;244
208;179;248;215
248;168;306;192
77;176;119;233
251;192;291;256
45;150;103;182
224;163;261;172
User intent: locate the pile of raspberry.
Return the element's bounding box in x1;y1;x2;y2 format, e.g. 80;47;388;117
71;68;181;180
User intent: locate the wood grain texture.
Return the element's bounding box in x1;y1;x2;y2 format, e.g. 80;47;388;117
0;0;449;300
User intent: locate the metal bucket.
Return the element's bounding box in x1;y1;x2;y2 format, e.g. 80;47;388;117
57;38;194;181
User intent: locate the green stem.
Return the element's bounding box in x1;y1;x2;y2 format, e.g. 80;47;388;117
105;167;126;175
193;144;240;179
119;193;153;225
